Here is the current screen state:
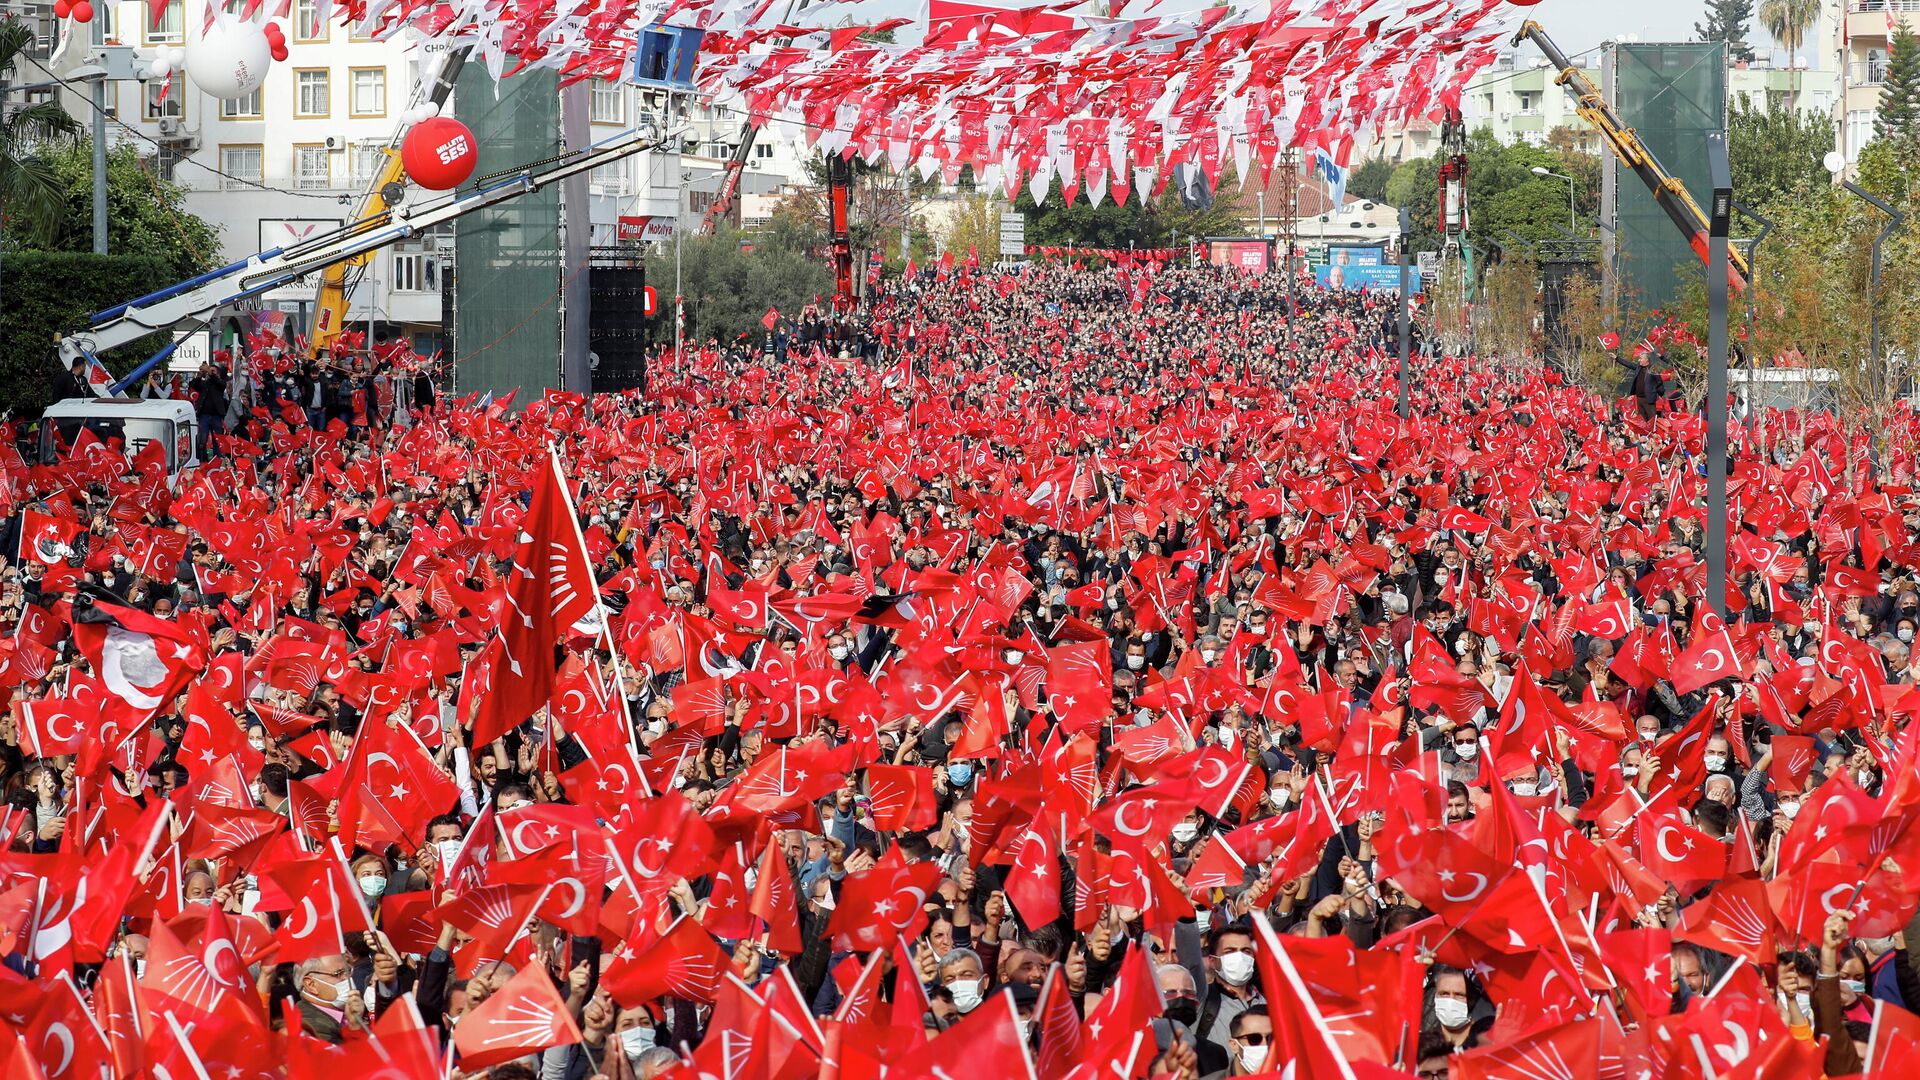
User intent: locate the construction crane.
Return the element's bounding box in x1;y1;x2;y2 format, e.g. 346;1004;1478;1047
1510;19;1750;290
58;120;684;390
308;49;470;358
699;125;758;234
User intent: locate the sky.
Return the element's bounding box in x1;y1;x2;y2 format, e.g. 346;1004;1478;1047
1520;0;1746;56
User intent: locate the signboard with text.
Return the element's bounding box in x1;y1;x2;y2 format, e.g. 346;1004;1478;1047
998;209;1026;257
1206;239;1272;273
618;215;677;242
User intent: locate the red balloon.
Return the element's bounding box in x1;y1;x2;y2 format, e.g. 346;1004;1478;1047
52;0;70;17
400;117;479;190
270;42;289;61
264;22;284;40
71;0;93;20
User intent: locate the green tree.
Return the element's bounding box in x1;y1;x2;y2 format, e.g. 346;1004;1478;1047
940;191;1000;257
1727;93;1831;211
1384;130;1599;256
1879;26;1920;147
34;141;220;278
1016;174;1246;249
1758;0;1821;111
1695;0;1757;63
1347;157;1394;204
677;224;833;344
0;18;80;249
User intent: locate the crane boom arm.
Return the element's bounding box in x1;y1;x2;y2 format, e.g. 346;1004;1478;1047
62;123;682;383
1511;20;1749;289
701;123;759;234
309;50;471;358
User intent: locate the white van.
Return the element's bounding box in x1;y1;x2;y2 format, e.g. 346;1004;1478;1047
38;397;201;481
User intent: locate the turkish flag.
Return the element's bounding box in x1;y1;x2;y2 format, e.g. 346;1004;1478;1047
1633;814;1727;892
1004;813;1062;928
453;961;583;1069
470;450;598;746
16;508;82;565
1671;624;1741;695
826;853;943;953
68;588;207;725
17;696;87;757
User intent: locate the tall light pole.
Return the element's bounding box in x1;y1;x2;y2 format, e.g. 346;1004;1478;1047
1530;166;1577;233
1396;206;1411;419
1824;151;1905;398
675;167;690;359
1705;134;1732;619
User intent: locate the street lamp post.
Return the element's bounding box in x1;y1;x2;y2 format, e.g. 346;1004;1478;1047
1396;206;1411;419
1705;134;1732;619
1531;166;1577;233
1824;151;1905;398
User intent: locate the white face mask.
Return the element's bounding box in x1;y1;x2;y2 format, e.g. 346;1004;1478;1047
1269;787;1290;807
1453;743;1479;760
619;1025;656;1060
1201;649;1218;663
1780;799;1801;819
1004;649;1025;665
647;718;668;736
1171;822;1199;844
1126;655;1145;670
1238;1044;1269;1072
1793;991;1813;1017
1509;782;1538;797
1704;754;1727;773
1433;997;1471;1030
947;978;985;1012
829;645;851;660
1218;952;1257;987
435;839;463;870
1858;770;1875;788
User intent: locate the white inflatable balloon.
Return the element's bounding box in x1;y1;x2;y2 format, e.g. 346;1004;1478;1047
186;21;272;99
150;57;172;78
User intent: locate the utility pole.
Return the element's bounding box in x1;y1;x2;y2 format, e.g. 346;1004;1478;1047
1396;206;1411;419
1705;134;1732;618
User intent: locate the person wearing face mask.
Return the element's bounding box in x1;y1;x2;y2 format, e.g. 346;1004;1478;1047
350;853;391;914
1195;924;1263;1075
294;952;366;1044
1813;912;1867;1076
1169;813;1205;855
937;948;991;1014
1210;1005;1272;1078
1424;966;1486;1050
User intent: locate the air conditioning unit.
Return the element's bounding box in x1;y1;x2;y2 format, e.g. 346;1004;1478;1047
157;117;184;137
324;136;341;150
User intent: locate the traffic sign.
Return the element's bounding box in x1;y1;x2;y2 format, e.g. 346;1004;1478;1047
999;208;1026;258
642;285;658;317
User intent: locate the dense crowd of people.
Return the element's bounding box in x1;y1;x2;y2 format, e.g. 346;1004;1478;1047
6;258;1920;1079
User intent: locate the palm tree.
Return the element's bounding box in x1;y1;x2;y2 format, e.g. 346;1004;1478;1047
1;17;80;250
1758;0;1823;113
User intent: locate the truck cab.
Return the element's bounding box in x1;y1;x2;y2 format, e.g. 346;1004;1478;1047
37;397;201;481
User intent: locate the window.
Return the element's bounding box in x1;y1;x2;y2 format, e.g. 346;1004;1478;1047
220;145;262;190
294;0;328;42
295;69;330;117
1515;91;1536;113
221;87;263;119
147;0;183;43
1846;110;1877;161
754;142;774;159
350;142;387;185
590;160;631;195
350;67;386;117
294;145;332;189
144;77;183;120
590;79;625;124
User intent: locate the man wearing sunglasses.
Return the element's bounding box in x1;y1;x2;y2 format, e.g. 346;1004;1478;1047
1215;1006;1272;1078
